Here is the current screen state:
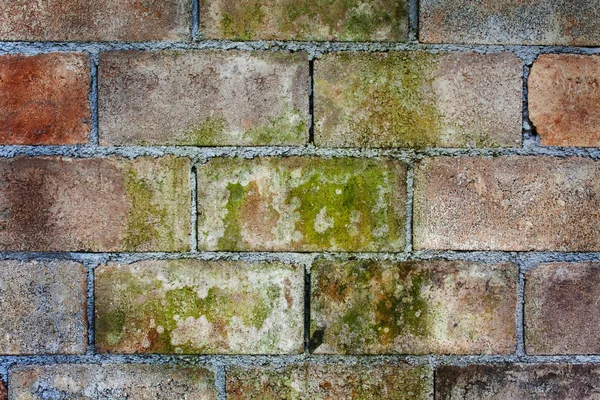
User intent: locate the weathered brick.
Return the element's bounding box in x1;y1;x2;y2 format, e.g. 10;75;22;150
314;52;521;148
0;0;190;41
529;54;600;147
311;260;516;355
414;156;600;251
99;51;309;146
200;0;408;41
0;381;5;400
196;157;406;252
227;364;432;399
9;364;217;399
0;156;190;252
436;364;600;399
420;0;600;45
525;262;600;355
0;260;86;355
95;260;304;354
0;53;90;145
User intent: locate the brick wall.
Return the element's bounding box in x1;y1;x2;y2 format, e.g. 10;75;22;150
1;0;600;399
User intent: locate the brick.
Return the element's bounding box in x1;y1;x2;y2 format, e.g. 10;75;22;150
200;0;408;41
227;364;432;399
529;54;600;147
0;0;190;42
436;364;600;399
311;260;516;355
414;156;600;251
525;262;600;355
0;53;90;145
0;260;86;355
9;364;217;399
196;157;406;252
314;52;521;148
99;51;309;146
0;156;190;252
95;260;304;354
0;381;5;400
420;0;600;45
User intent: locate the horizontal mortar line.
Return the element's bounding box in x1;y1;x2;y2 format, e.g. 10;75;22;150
4;354;600;368
2;251;600;265
2;40;600;57
3;145;600;160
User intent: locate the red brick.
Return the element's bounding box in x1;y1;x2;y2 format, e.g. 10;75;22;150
436;364;600;399
529;54;600;147
0;0;190;42
414;156;600;251
0;53;90;145
0;156;190;252
525;262;600;355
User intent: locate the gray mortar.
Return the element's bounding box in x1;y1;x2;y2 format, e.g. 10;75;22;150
2;10;600;397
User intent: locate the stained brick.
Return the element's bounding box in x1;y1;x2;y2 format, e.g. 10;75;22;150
95;260;304;354
525;262;600;355
0;156;190;252
0;0;190;42
314;52;522;148
414;156;600;251
436;364;600;399
196;157;406;252
0;260;86;355
99;51;309;146
227;364;432;399
529;54;600;147
420;0;600;45
0;53;90;145
199;0;408;41
9;364;217;399
310;260;516;355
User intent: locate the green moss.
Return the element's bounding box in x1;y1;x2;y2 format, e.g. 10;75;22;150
123;167;167;251
285;159;400;250
319;52;444;148
220;0;265;40
178;116;228;146
218;182;247;250
244;103;307;145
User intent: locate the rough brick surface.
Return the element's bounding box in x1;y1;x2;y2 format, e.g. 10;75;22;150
525;262;600;355
0;53;90;145
9;364;217;399
529;54;600;147
227;364;432;399
196;157;406;252
314;52;521;148
414;156;600;251
310;260;516;355
436;364;600;399
95;260;304;354
0;0;190;41
0;382;5;400
420;0;600;45
0;260;86;355
99;51;309;146
200;0;408;41
0;156;190;252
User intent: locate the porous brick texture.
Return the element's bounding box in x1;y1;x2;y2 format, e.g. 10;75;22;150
95;260;304;354
0;53;90;145
0;0;190;41
99;50;309;146
10;364;217;399
3;0;600;397
315;52;522;148
200;0;409;41
529;54;600;147
310;260;517;355
226;364;432;399
420;0;600;45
